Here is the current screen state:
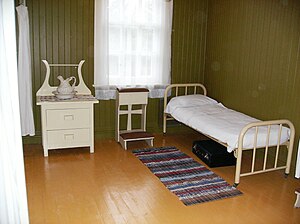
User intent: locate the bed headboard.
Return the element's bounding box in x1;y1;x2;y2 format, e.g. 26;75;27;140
163;83;207;133
163;83;207;112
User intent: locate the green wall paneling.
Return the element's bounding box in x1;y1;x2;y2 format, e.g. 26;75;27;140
172;0;208;84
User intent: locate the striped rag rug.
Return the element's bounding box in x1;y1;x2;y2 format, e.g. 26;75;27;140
132;146;242;206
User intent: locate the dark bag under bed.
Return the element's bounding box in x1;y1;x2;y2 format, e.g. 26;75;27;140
192;140;236;168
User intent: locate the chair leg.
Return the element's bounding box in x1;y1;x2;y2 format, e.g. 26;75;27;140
120;138;127;150
145;138;153;147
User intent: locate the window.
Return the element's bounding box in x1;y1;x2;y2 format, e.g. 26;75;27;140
94;0;173;99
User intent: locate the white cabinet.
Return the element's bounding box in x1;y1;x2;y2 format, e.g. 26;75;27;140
37;99;97;156
36;60;98;156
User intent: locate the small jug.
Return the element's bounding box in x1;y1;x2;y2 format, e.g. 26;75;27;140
57;75;76;94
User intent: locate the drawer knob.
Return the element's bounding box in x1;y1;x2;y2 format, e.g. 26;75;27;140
64;134;74;141
64;115;74;120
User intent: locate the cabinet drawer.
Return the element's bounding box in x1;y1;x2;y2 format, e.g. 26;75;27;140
47;129;90;149
118;92;148;105
46;108;90;130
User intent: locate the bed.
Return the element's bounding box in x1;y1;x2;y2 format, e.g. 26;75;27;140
163;83;295;187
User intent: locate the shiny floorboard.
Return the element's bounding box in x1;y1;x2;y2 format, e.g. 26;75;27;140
24;133;300;224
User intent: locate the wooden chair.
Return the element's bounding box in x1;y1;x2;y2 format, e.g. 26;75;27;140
115;88;154;150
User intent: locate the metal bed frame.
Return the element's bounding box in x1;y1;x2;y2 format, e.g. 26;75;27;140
163;83;295;187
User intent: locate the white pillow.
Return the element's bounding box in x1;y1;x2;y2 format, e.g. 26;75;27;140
165;94;218;114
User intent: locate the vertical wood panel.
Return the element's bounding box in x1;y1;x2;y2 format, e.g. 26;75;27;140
172;0;208;84
45;0;52;65
31;0;42;135
64;0;71;68
51;0;59;85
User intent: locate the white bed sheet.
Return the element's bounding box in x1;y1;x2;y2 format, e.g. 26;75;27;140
165;99;290;152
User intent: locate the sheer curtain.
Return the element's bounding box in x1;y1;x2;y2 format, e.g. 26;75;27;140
94;0;173;100
0;0;29;223
16;4;35;136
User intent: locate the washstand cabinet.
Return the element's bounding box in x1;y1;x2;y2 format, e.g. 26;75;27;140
36;60;98;157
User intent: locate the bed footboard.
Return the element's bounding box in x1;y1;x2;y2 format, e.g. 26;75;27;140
234;119;295;187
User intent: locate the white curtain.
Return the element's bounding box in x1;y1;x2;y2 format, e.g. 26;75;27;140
0;0;29;223
16;4;35;136
94;0;173;100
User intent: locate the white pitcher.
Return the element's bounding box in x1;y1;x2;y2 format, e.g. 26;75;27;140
56;75;76;94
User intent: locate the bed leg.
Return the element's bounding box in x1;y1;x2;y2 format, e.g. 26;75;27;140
163;114;167;134
295;189;300;208
284;173;289;178
234;147;242;189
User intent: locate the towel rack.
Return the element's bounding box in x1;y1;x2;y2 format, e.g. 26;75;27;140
36;60;91;96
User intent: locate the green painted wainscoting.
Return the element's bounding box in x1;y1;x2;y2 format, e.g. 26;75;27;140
24;0;208;143
205;0;300;170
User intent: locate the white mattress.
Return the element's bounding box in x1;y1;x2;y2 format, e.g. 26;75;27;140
165;95;290;152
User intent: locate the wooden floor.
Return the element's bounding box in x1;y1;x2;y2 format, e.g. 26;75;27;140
24;133;300;224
